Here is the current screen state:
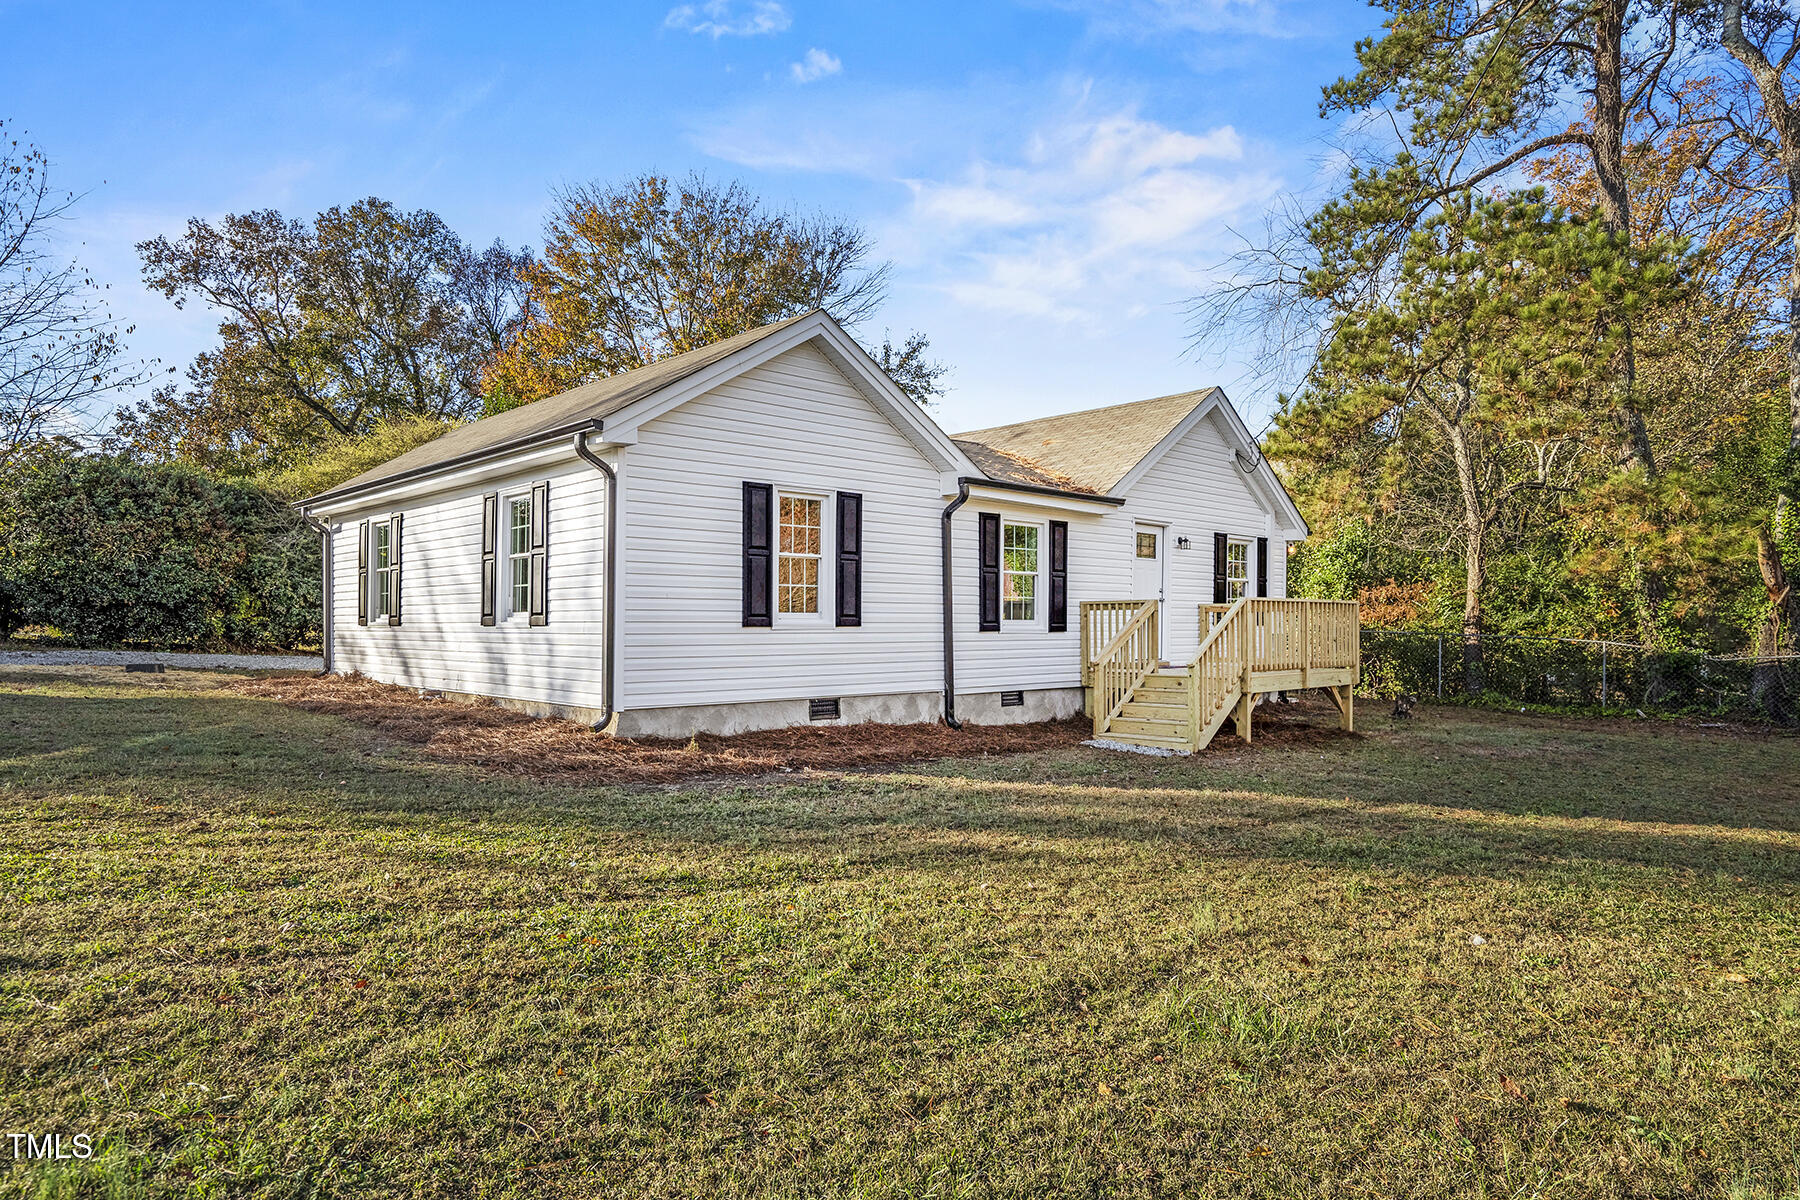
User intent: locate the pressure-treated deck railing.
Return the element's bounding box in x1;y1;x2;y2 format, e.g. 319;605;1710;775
1080;599;1156;687
1086;599;1160;735
1187;596;1252;747
1088;597;1360;750
1200;598;1360;677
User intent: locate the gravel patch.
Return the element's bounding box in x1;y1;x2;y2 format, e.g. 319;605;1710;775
1083;737;1191;756
0;649;322;672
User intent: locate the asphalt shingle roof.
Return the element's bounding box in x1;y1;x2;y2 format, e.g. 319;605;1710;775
304;308;1228;509
952;388;1220;495
305;312;817;504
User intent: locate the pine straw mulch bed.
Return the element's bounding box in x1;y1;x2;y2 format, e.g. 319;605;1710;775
226;674;1361;786
228;674;1089;785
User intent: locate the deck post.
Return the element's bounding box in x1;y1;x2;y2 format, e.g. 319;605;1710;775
1337;684;1354;732
1185;658;1200;751
1079;605;1091;687
1235;665;1254;743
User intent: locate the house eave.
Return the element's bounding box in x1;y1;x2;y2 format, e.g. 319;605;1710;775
297;418;607;512
956;477;1124;514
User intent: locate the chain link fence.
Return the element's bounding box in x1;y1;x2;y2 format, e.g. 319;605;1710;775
1360;629;1800;725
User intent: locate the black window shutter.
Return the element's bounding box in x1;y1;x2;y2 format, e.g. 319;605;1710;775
742;482;773;627
529;481;549;626
977;512;1001;632
1256;536;1269;598
388;514;403;626
1047;520;1068;632
836;491;862;627
357;520;370;626
480;494;497;627
1212;531;1228;604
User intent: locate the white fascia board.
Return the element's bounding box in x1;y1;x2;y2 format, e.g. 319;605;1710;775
804;322;981;477
309;439;621;519
959;483;1118;517
602;311;980;478
1111;387;1309;537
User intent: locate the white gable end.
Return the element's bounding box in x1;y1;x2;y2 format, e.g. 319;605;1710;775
618;341;949;713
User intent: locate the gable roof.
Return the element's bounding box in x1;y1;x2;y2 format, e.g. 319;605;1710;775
953;439;1097;494
952;388;1220;495
305;311;818;505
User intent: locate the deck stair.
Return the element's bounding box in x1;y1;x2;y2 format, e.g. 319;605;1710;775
1081;597;1361;752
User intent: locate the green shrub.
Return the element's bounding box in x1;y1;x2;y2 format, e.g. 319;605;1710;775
260;414;458;501
2;455;319;650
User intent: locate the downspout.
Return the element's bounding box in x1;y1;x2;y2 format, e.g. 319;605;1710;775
300;507;332;674
940;480;971;728
573;428;619;731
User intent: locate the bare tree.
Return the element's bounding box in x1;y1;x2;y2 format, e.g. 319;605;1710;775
0;121;150;471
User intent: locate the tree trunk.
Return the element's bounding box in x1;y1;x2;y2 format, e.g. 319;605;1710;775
1757;517;1797;651
1591;0;1658;480
1448;424;1486;695
1754;516;1798;722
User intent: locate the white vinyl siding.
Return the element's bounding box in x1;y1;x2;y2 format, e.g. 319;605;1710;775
953;407;1291;692
620;343;946;710
330;457;609;709
1111;407;1289;664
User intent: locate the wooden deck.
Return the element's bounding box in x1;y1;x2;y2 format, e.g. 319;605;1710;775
1082;597;1360;752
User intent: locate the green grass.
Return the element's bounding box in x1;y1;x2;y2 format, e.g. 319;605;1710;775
2;667;1797;1199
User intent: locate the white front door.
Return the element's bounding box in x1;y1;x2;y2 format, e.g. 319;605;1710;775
1132;524;1165;603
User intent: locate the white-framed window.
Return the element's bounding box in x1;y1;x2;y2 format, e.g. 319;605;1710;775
1226;538;1252;600
371;521;394;619
777;492;825;619
1002;521;1041;624
505;493;533;619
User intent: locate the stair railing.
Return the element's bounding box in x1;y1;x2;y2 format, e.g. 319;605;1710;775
1089;599;1160;736
1187;596;1252;746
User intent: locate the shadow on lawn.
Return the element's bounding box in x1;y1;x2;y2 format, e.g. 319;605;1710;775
4;683;1800;891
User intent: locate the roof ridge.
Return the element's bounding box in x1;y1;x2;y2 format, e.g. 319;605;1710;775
951;386;1217;440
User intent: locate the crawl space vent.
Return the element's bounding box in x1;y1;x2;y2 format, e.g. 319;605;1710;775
999;690;1025;708
809;697;841;722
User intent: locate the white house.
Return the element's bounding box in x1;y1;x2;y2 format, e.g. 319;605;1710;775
301;309;1315;742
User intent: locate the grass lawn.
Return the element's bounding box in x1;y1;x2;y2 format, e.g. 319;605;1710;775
2;668;1797;1199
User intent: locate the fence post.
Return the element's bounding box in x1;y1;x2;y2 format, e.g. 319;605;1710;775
1436;636;1444;699
1601;643;1608;708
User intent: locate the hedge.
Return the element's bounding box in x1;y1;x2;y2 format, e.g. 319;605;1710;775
1;455;320;651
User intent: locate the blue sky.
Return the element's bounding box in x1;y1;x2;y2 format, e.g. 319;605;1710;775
5;0;1377;435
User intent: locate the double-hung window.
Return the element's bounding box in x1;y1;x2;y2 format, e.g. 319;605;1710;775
371;523;394;619
1225;538;1251;600
506;494;532;618
1001;522;1040;624
777;493;823;617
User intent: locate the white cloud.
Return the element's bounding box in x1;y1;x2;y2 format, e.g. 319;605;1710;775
789;48;842;84
663;0;791;37
892;105;1276;322
686;79;1288;422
